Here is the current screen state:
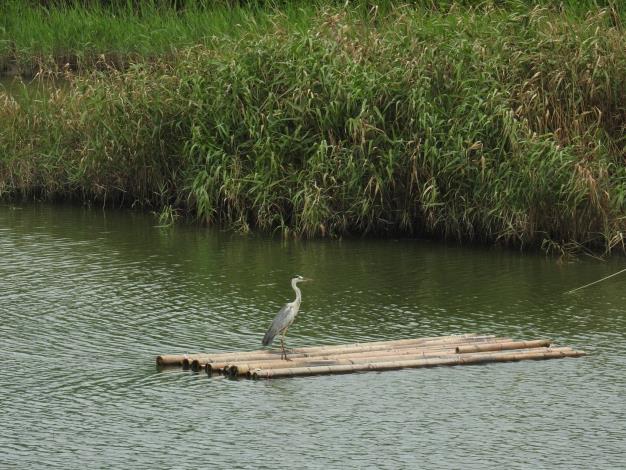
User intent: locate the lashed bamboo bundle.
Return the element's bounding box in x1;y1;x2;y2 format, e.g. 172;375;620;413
219;338;515;376
192;334;504;371
251;347;586;379
156;333;486;367
156;334;585;380
200;334;493;369
203;336;512;373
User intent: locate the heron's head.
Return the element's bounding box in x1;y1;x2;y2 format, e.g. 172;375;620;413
293;275;312;283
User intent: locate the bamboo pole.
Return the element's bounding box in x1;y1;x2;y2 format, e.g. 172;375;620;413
224;339;516;376
157;333;485;367
230;346;568;377
156;354;188;367
204;337;513;374
455;339;551;354
251;348;586;379
192;334;503;371
196;334;496;367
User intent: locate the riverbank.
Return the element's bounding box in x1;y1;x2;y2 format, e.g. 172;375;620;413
1;1;622;76
0;1;314;77
1;2;625;253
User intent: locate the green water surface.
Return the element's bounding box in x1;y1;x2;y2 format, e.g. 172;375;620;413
1;204;625;469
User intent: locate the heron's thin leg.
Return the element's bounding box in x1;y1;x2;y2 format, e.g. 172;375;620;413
280;336;286;360
281;329;291;361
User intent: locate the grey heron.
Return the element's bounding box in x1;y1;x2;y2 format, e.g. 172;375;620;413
262;275;311;360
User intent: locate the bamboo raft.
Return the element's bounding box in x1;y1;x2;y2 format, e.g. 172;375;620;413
156;334;585;380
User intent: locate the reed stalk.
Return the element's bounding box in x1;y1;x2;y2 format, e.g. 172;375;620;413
2;2;625;253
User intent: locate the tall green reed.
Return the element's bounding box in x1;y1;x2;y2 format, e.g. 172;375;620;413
1;4;624;253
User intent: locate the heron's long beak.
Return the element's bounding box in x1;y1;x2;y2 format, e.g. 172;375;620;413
303;278;313;282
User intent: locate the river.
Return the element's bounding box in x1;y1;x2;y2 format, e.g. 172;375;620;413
1;203;625;468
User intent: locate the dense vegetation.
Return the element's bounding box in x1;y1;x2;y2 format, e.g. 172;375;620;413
1;1;625;253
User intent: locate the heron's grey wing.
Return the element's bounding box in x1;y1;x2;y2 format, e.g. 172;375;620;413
262;303;292;346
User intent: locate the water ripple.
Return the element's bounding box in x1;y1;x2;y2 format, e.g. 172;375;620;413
1;204;625;469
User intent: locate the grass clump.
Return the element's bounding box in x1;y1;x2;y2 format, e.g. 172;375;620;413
0;0;313;75
1;3;625;253
1;1;623;75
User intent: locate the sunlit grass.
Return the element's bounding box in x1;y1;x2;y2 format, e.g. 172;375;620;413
1;1;623;75
0;0;318;74
1;2;625;253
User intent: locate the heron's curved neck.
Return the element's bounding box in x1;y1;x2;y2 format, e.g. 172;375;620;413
291;279;302;304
